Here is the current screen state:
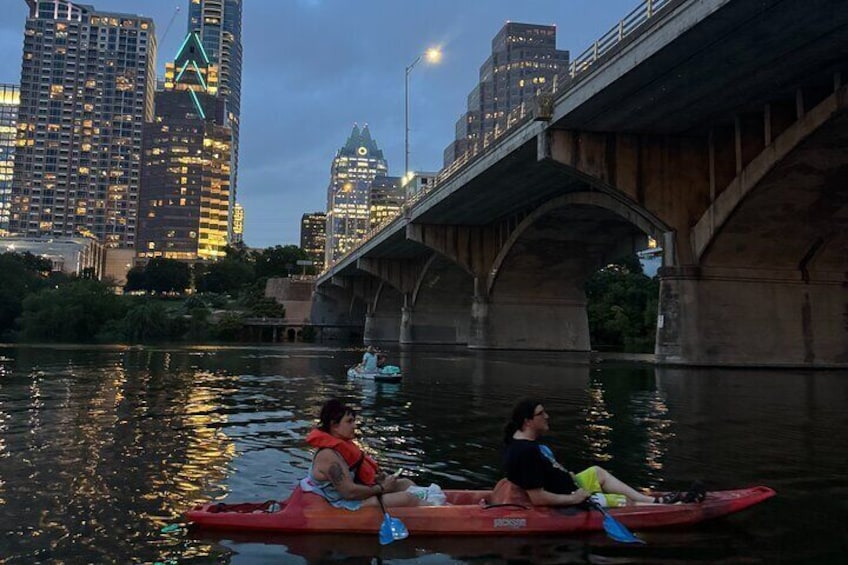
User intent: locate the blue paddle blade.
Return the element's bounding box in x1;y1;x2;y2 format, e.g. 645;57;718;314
379;512;409;545
602;512;645;544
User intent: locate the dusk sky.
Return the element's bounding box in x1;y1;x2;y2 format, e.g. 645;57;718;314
0;0;638;248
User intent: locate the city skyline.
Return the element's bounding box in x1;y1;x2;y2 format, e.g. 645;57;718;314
0;0;637;247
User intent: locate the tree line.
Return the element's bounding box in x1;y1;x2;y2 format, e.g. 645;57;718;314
0;245;311;344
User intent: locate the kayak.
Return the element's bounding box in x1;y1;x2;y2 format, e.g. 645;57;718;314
347;365;402;383
185;484;775;536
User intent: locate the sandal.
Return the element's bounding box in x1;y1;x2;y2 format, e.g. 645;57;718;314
682;480;706;503
653;491;682;504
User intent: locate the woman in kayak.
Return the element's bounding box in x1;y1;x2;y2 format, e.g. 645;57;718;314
502;398;705;507
301;399;429;509
361;346;379;371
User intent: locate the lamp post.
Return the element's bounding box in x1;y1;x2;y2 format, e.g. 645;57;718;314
405;47;441;179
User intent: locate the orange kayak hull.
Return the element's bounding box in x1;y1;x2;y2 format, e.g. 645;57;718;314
185;486;775;536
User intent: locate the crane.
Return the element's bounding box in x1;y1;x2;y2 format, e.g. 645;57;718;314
159;6;182;47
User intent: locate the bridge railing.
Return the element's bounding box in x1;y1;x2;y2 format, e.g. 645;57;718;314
567;0;671;80
322;0;673;275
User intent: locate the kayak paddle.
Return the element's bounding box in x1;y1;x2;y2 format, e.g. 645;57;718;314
537;444;644;544
590;500;645;544
377;494;408;545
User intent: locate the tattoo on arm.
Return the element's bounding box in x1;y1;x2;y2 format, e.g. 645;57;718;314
328;462;345;487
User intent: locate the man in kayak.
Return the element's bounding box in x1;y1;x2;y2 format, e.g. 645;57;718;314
301;398;442;509
503;398;705;507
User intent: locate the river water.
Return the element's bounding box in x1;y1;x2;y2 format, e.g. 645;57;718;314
0;345;845;564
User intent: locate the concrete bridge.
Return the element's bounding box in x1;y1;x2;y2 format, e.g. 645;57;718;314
315;0;848;368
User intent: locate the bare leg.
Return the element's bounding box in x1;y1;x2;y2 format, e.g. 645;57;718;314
362;491;420;508
387;478;416;492
594;466;655;504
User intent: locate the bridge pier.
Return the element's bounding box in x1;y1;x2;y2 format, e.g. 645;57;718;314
363;312;401;344
399;305;413;344
399;303;471;345
363;282;405;344
656;268;847;367
468;293;590;351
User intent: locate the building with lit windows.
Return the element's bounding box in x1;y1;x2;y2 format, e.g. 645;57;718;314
137;32;231;261
188;0;242;240
443;22;568;167
300;211;326;269
325;124;388;265
231;202;244;244
369;175;403;229
10;0;156;247
0;85;19;235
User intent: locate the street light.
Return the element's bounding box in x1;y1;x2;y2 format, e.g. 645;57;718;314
405;47;442;178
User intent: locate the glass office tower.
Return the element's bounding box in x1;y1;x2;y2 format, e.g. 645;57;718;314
138;33;231;261
325;124;388;266
11;0;156;247
0;85;19;234
300;211;326;269
187;0;242;240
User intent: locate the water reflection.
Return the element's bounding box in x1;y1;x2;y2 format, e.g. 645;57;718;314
0;348;237;563
582;377;614;462
0;346;845;563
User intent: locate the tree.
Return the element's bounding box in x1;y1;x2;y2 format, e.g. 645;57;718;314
249;297;286;318
124;302;173;343
213;312;244;341
186;306;211;342
124;266;147;292
585;254;659;353
124;258;191;294
195;258;255;294
251;245;309;279
146;258;191;293
0;252;52;337
18;279;126;342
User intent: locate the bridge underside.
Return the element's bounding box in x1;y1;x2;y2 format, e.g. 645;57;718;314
658;112;848;367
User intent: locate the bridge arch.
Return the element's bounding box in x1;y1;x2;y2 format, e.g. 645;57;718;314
406;254;474;344
693;86;848;266
487;190;668;297
468;189;666;351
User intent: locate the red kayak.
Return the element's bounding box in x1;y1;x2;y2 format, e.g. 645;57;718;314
185;482;775;536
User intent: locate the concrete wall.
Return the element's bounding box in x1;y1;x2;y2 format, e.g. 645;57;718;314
657;271;847;367
265;277;314;322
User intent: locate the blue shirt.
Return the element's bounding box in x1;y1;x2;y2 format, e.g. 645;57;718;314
362;351;378;371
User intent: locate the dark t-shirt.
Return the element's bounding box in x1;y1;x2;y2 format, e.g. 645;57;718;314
503;439;578;494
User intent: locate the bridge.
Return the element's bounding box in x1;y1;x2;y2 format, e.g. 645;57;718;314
313;0;848;367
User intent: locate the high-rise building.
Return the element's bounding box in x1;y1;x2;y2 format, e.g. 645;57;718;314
0;85;20;235
11;0;157;247
231;202;243;244
137;32;231;261
443;22;568;167
300;211;326;269
325;124;387;265
187;0;242;239
369;175;403;229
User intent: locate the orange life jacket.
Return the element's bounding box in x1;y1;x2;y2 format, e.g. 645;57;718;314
305;428;379;485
